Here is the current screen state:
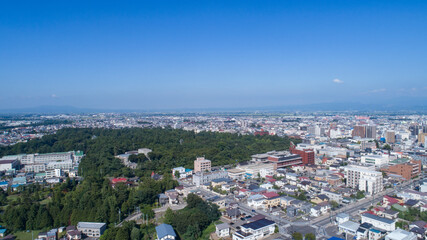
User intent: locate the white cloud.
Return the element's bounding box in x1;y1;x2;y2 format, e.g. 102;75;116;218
370;88;387;93
51;94;58;98
332;78;343;84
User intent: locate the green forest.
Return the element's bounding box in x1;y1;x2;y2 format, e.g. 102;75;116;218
0;127;297;177
0;127;297;239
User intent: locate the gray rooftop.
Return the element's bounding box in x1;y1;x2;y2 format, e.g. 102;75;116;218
77;222;106;229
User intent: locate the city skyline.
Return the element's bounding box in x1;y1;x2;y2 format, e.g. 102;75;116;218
1;0;427;110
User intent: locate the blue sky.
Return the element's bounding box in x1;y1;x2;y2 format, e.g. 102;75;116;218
1;0;426;110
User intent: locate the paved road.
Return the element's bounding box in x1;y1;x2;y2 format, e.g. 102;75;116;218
154;203;187;213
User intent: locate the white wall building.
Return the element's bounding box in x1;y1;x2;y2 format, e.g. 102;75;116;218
385;229;416;240
361;155;389;166
232;219;275;240
361;213;395;232
343;165;383;195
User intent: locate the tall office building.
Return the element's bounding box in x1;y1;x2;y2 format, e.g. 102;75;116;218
194;157;211;173
352;125;366;138
385;131;395;144
365;125;377;139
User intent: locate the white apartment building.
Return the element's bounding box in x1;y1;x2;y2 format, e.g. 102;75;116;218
361;213;395;232
192;171;228;186
46;169;63;178
361;155;389;166
343;165;383;195
24;164;46;173
46;160;73;170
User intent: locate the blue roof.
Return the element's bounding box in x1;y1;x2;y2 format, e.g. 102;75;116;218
185;169;192;172
242;219;275;230
328;237;345;240
156;224;176;239
369;228;381;233
0;229;6;234
212;178;230;183
0;182;8;185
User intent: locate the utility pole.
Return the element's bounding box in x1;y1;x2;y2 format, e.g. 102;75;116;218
119;209;121;223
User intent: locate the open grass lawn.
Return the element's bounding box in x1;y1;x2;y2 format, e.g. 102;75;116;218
14;230;42;240
39;198;52;205
6;194;20;202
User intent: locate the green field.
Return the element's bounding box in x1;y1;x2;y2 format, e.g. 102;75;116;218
13;230;42;240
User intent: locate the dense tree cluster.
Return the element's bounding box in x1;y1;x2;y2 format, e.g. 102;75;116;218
1;176;177;232
100;221;157;240
0;127;297;177
0;127;296;235
164;194;221;239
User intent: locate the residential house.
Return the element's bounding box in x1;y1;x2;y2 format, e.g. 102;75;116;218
156;224;177;240
215;223;230;238
311;194;330;204
165;189;179;205
225;207;241;221
368;228;386;240
280;196;296;207
338;221;360;236
385;229;416;240
232;219;276;240
287;201;311;217
66;230;82;240
321;189;343;203
336;213;350;224
247;194;265;209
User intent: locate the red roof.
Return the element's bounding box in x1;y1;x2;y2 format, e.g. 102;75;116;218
111;178;127;184
267;178;276;183
263;192;279;199
383;195;399;204
362;210;376;215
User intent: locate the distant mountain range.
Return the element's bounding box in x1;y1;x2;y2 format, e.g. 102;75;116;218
0;101;426;114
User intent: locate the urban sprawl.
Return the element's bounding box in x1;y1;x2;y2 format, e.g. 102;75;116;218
0;113;426;240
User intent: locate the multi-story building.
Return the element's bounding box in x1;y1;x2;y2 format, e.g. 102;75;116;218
192;171;228;186
361;155;389;166
418;132;427;144
267;152;302;169
383;159;421;180
353;125;366;138
343;165;383;195
361;213;395;231
289;143;315;165
385;131;395;144
24;164;46;173
77;222;106;238
194;157;211;173
365;125;377;139
0;159;19;171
